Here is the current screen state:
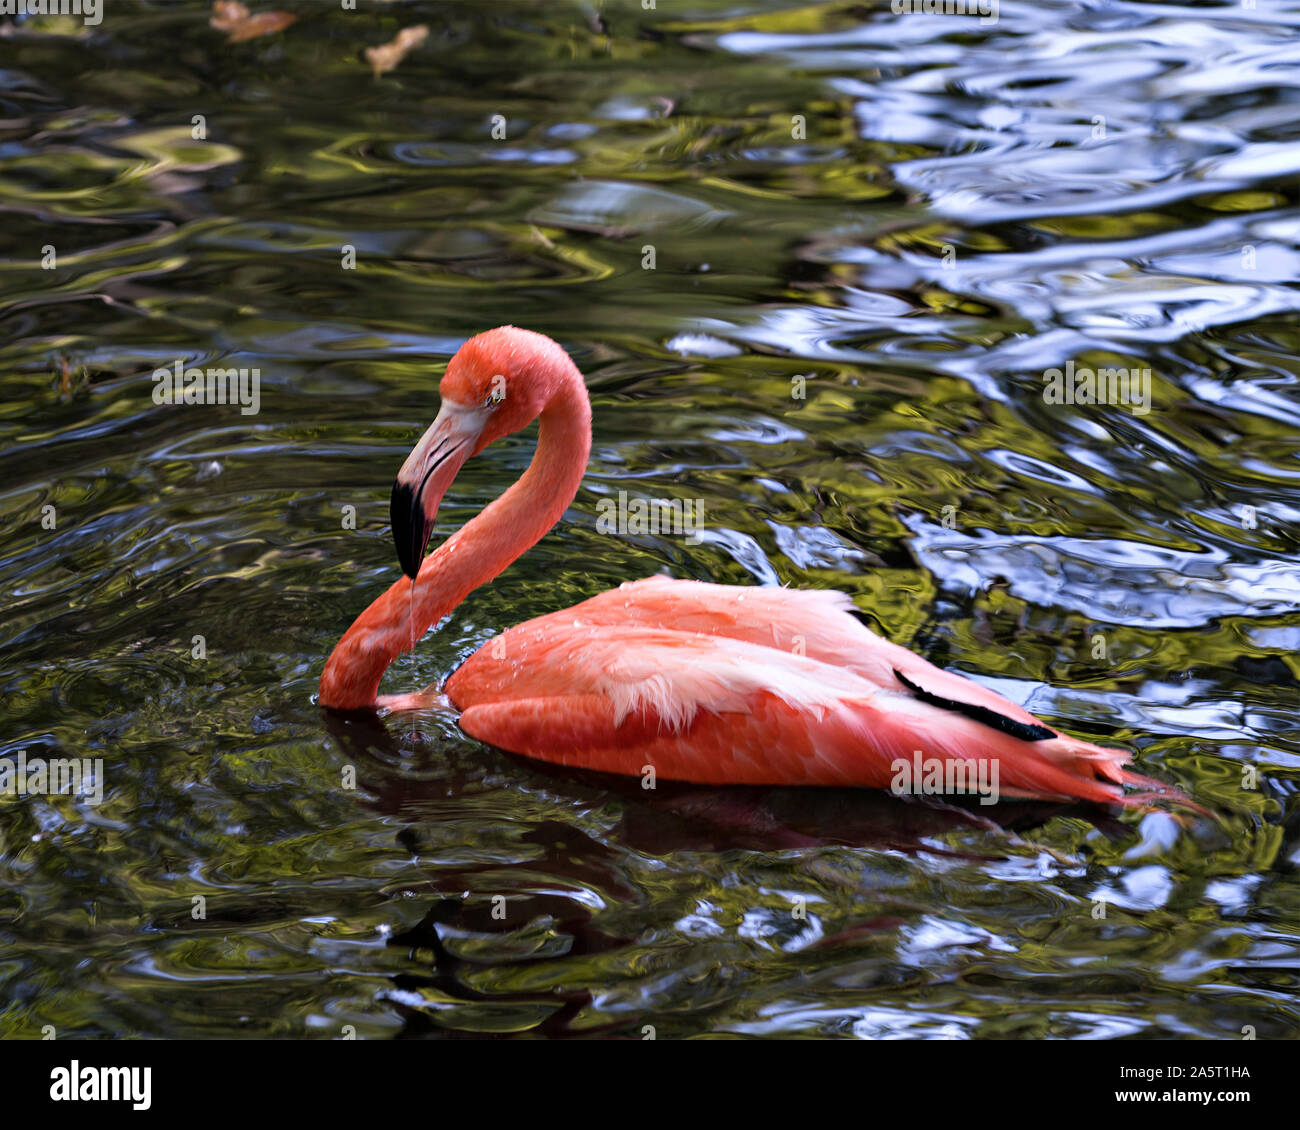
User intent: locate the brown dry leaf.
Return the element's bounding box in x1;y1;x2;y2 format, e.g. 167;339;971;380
210;1;297;44
54;355;88;401
364;25;429;78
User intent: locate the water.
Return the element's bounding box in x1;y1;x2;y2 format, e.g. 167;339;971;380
1;0;1298;1039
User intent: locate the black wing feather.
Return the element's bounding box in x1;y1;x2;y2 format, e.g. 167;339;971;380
893;668;1056;743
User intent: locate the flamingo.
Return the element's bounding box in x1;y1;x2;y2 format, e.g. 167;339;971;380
319;326;1191;809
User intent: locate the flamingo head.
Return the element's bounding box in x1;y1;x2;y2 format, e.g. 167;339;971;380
389;326;570;580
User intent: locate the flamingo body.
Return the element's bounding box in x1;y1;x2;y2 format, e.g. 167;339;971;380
446;576;1137;802
321;326;1190;810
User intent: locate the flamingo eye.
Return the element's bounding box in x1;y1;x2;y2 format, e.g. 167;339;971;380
483;376;507;408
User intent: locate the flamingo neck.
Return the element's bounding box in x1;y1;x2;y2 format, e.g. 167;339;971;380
319;371;591;710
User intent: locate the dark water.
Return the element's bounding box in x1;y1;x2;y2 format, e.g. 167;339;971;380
1;0;1298;1039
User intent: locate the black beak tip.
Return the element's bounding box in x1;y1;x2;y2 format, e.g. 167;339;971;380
390;480;426;581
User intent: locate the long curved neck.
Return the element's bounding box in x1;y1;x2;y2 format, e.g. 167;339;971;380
319;371;591;710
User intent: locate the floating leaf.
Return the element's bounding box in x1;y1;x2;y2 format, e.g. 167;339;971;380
210;1;296;43
364;25;429;78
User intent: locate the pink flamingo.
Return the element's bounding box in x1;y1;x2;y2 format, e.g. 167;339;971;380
320;326;1189;808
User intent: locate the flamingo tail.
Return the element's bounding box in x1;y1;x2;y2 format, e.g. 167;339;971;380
1051;734;1211;817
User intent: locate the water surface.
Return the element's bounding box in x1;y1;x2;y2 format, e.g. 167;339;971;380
1;0;1298;1039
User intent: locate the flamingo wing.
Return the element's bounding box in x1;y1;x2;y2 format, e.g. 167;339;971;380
488;576;1054;730
445;595;1142;803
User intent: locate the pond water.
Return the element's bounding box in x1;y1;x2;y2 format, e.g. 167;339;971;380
1;0;1298;1039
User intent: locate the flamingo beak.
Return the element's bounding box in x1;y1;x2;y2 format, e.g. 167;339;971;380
390;400;489;580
